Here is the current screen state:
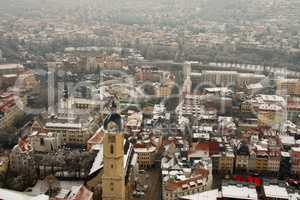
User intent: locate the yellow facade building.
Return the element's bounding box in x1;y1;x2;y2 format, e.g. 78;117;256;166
134;146;156;169
218;152;235;174
31;112;99;146
277;79;300;96
155;80;175;98
86;113;138;200
256;154;269;172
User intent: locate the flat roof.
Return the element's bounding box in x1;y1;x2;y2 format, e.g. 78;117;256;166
202;70;238;74
260;94;285;102
2;74;18;78
204;87;232;93
0;64;24;70
134;146;156;153
263;185;288;199
280;135;295;146
45;122;82;129
222;184;258;200
180;189;219;200
0;188;48;200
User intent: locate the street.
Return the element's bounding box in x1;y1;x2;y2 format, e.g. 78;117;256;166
132;167;161;200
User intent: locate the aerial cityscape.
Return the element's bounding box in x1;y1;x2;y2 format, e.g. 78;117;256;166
1;0;300;199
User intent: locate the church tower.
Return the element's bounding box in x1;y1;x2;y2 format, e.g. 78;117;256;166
102;112;125;200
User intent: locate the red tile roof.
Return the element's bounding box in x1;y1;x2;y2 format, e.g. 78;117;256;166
71;185;93;200
18;138;32;152
165;171;209;192
87;130;104;145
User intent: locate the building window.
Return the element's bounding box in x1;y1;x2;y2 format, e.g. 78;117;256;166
110;182;114;191
110;144;114;154
40;138;45;146
111;164;114;169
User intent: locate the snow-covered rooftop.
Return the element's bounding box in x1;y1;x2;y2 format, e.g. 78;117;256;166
263;185;289;199
181;189;219;200
0;188;49;200
222;184;258;200
134;146;156;153
89;145;104;175
280;135;295;146
46;122;82;129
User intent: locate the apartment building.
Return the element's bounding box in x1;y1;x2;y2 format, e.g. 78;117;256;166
31;112;98;146
276;78;300;96
155;79;175;98
0;64;24;75
235;143;250;171
218;152;235;174
29;131;62;153
291;147;300;175
0;92;27;130
134;145;156;169
199;70;238;87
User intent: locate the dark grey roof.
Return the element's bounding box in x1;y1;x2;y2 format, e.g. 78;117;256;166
103;112;122;132
237;144;250;156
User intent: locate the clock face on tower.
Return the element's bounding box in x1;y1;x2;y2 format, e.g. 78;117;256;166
107;121;119;133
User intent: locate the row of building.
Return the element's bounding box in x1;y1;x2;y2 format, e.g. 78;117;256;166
180;180;297;200
161;136;212;200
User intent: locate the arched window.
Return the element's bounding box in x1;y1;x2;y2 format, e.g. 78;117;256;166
110;144;114;154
